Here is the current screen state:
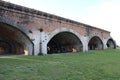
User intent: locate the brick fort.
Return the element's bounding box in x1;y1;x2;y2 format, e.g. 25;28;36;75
0;0;116;55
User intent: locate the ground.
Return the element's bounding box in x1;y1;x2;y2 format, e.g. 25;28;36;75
0;48;120;80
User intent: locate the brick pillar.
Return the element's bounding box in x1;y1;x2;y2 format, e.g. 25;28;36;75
103;39;107;49
40;31;48;55
83;36;89;52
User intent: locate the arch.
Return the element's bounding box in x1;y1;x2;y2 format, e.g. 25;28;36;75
47;28;84;45
88;36;103;50
106;38;116;49
0;16;29;36
0;16;34;55
47;28;84;54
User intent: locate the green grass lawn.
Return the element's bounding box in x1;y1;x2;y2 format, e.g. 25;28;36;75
0;49;120;80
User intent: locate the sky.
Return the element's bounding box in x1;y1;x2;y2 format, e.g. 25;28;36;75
4;0;120;46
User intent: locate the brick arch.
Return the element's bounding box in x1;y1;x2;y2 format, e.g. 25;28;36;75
0;16;34;55
88;35;104;50
106;38;116;49
88;34;104;45
47;27;85;53
48;28;84;44
0;16;30;38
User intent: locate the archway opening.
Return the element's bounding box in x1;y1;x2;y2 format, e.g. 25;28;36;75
47;32;83;54
0;41;11;54
0;22;28;55
88;36;103;50
107;39;116;49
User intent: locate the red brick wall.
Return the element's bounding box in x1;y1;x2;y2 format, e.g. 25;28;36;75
0;8;110;39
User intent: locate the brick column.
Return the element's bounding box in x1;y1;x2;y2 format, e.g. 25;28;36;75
40;31;48;55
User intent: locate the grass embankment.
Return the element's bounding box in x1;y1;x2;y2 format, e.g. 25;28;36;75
0;49;120;80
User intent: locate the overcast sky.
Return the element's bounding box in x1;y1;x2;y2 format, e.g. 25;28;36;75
4;0;120;45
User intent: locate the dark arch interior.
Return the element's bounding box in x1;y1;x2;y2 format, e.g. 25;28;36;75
0;23;26;55
107;39;116;49
47;32;83;54
0;40;11;54
88;36;103;50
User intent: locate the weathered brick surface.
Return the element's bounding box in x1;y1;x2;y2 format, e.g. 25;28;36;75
0;1;110;37
0;0;116;55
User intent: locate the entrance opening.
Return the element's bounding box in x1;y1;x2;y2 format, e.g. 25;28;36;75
0;23;28;55
88;36;103;50
107;39;116;49
47;32;83;54
0;41;11;54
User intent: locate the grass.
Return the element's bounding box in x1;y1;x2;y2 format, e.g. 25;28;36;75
0;49;120;80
